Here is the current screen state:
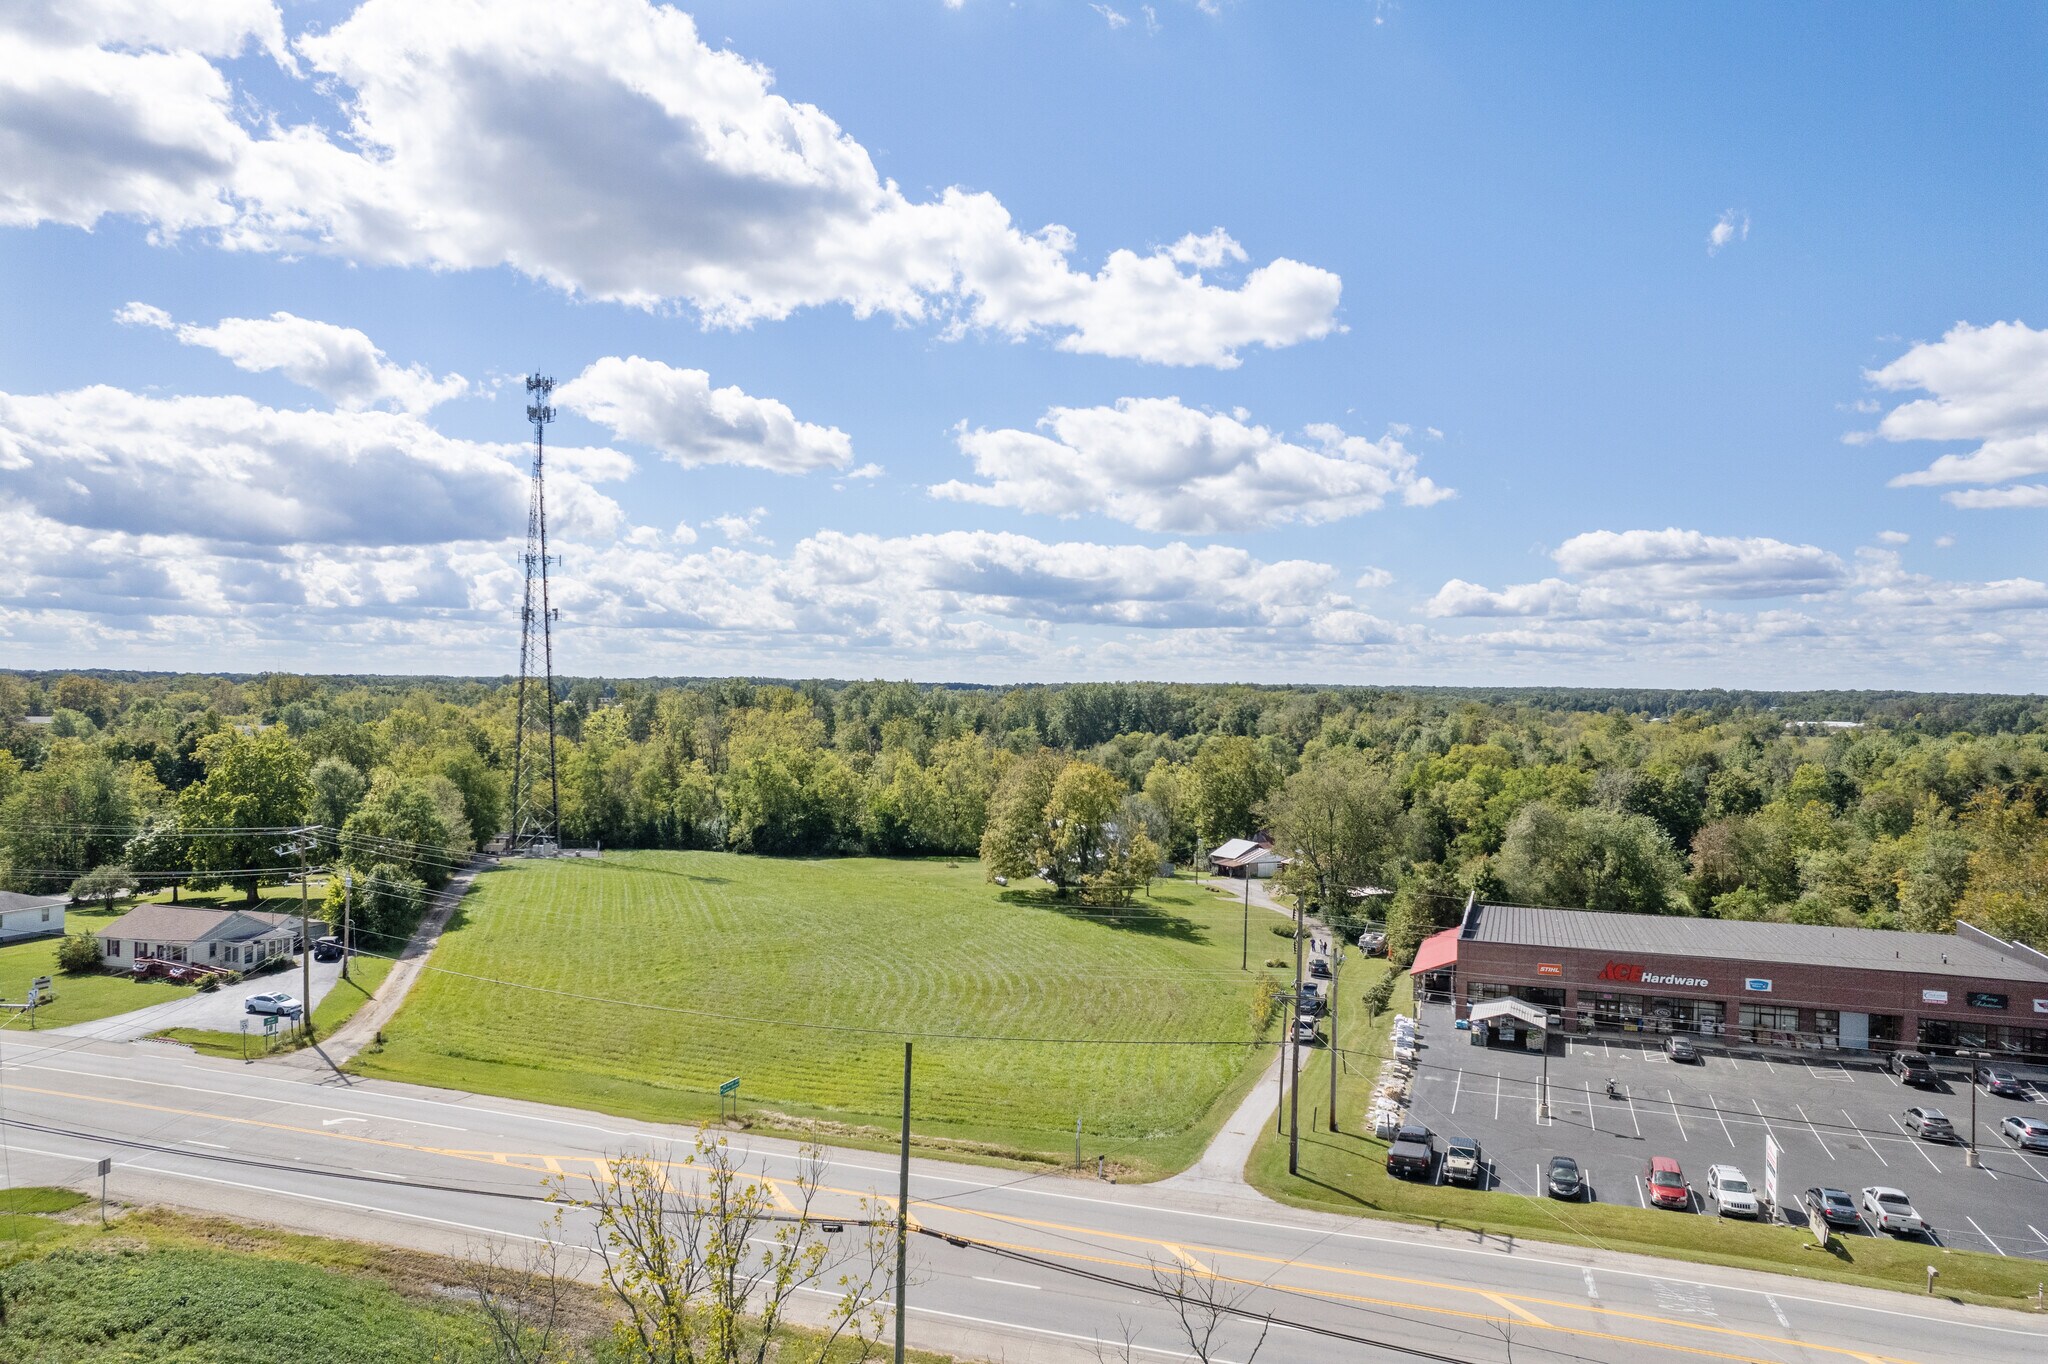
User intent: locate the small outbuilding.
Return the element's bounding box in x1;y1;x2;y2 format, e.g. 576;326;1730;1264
1469;996;1552;1050
0;891;65;943
1207;838;1287;879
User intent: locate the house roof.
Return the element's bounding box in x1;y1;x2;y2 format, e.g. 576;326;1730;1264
1208;838;1262;861
1467;903;2048;984
1408;928;1460;976
94;904;297;945
0;891;66;913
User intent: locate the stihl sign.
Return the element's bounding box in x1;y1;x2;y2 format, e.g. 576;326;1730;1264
1598;961;1710;989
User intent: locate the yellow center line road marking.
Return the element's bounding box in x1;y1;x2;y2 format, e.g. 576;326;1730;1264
1;1082;1933;1364
1484;1292;1552;1327
920;1202;1931;1364
762;1177;801;1214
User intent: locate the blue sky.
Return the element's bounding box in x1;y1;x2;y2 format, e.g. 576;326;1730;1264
2;1;2045;686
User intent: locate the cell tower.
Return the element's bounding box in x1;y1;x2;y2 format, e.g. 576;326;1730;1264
507;373;563;854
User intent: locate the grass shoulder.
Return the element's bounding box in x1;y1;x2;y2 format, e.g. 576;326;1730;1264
1246;971;2045;1311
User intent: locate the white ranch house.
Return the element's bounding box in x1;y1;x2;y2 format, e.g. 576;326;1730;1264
94;904;304;972
0;891;65;942
1207;838;1288;879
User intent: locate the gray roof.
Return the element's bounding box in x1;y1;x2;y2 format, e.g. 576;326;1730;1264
1468;904;2048;984
94;903;296;944
0;891;65;913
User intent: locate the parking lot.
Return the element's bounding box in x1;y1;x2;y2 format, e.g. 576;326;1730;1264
1401;1001;2048;1261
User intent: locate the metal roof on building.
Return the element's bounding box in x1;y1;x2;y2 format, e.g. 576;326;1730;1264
1468;904;2048;983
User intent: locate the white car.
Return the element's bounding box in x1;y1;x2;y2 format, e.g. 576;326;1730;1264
1293;1015;1319;1044
244;991;304;1018
2002;1115;2048;1152
1859;1186;1926;1236
1705;1164;1759;1218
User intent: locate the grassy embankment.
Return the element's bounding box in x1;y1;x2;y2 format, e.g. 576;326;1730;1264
355;852;1288;1178
1247;966;2047;1311
0;1197;956;1364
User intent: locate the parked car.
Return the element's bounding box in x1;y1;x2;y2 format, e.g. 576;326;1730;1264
1546;1155;1585;1200
1890;1051;1938;1088
1859;1186;1926;1236
1385;1123;1435;1180
1705;1164;1760;1218
1664;1036;1698;1063
1645;1157;1690;1211
1904;1107;1958;1142
1308;958;1332;980
2001;1115;2048;1151
1977;1068;2026;1099
1358;931;1387;956
311;936;345;962
244;991;304;1018
1443;1137;1483;1186
1294;1015;1319;1044
1800;1186;1861;1230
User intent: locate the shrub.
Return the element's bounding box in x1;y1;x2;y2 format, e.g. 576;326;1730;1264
54;933;104;975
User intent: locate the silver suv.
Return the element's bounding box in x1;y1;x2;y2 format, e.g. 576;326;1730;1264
1904;1107;1957;1142
1705;1164;1759;1218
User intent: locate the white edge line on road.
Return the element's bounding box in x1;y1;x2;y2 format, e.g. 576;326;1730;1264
125;1159;555;1245
14;1060;472;1132
971;1276;1041;1291
19;1048;2048;1343
793;1286;1220;1363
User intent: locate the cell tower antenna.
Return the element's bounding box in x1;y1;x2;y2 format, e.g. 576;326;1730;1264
507;372;563;855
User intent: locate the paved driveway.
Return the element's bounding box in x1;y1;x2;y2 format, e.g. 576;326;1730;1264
48;957;345;1043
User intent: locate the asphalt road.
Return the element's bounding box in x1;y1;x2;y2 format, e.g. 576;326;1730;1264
5;1032;2046;1363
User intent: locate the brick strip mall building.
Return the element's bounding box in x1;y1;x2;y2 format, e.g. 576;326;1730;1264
1410;901;2048;1061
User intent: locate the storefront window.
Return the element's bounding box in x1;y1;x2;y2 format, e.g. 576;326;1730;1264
1812;1010;1838;1049
1739;1003;1800;1046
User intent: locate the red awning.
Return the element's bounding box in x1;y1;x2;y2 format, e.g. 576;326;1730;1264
1408;928;1459;975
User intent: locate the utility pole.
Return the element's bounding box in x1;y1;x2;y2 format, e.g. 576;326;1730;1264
1964;1050;1985;1168
895;1041;912;1364
341;871;352;982
274;829;319;1038
1288;873;1306;1176
1241;875;1249;971
1328;942;1343;1131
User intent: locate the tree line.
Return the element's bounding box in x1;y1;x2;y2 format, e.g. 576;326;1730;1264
1;670;2043;957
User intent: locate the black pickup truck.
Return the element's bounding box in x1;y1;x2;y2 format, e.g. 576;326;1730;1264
1385;1123;1436;1180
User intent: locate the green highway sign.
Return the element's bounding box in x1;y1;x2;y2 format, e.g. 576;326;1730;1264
719;1077;740;1097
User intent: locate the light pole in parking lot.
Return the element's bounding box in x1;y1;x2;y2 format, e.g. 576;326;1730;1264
1962;1048;1989;1167
1539;1013;1558;1120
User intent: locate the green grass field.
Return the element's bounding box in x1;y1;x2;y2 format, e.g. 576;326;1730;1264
356;853;1285;1175
1246;969;2047;1309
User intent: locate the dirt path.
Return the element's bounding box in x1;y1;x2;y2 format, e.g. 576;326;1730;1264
281;859;483;1076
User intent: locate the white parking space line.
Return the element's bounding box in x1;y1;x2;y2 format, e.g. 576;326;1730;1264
1666;1090;1688;1142
1966;1216;2006;1256
1889;1114;1943;1172
1494;1073;1502;1122
1633;1174;1647;1209
2030;1225;2048;1251
1850;1109;1889;1167
1450;1068;1463;1114
1706;1093;1735;1145
1750;1097;1782;1149
2000;1139;2048;1182
1624;1087;1642;1138
1584;1083;1598;1133
1795;1104;1835;1160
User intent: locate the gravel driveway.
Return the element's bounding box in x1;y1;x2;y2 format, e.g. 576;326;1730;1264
48;957;346;1043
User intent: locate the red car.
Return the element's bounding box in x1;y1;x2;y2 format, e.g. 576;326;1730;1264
1646;1157;1690;1211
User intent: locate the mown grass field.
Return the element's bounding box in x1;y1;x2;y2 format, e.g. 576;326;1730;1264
357;853;1285;1175
1247;969;2048;1310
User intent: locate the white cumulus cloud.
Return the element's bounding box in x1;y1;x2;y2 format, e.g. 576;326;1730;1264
6;0;1340;369
1865;321;2048;505
1707;209;1749;255
931;397;1451;533
1427;528;1846;620
558;357;851;475
118;303;468;413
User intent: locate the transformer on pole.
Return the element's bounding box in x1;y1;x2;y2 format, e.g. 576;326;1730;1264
507;373;563;855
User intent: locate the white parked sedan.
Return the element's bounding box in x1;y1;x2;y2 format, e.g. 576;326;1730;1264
244;991;304;1018
2003;1115;2048;1152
